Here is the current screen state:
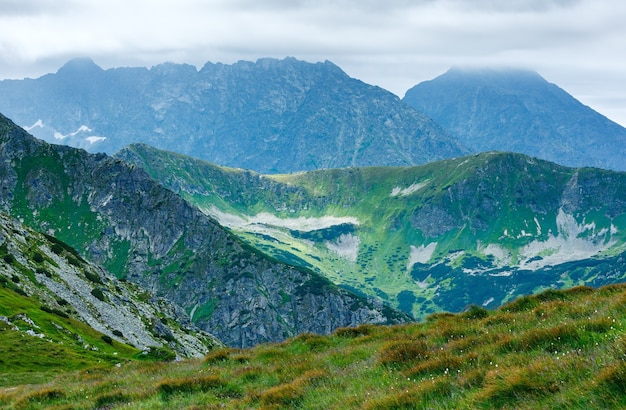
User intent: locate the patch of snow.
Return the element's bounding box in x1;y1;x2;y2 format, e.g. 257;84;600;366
482;243;511;267
482;297;495;307
24;119;44;131
325;233;360;262
70;125;92;136
488;270;513;277
407;243;437;271
520;214;614;270
53;131;66;140
534;217;542;235
415;280;430;289
85;136;107;144
205;206;359;232
189;303;199;322
390;180;430;197
481;209;619;272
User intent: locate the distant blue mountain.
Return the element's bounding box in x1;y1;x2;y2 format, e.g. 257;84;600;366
403;67;626;171
0;57;466;173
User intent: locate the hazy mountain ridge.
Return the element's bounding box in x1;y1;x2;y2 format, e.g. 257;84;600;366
0;114;407;347
0;57;466;173
403;67;626;171
117;143;626;318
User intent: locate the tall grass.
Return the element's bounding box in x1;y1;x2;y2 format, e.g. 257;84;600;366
1;284;625;408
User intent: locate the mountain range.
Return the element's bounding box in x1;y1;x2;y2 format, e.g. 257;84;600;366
117;143;626;319
0;57;465;173
403;67;626;171
1;57;625;407
1;59;625;174
0;113;406;348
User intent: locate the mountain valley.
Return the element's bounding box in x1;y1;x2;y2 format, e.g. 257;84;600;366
117;143;626;319
0;113;406;348
0;56;625;408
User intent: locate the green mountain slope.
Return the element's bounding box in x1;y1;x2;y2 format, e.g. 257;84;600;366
0;113;407;348
117;144;626;319
1;284;625;408
0;211;220;386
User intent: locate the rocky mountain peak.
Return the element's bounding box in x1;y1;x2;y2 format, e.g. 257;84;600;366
403;66;626;171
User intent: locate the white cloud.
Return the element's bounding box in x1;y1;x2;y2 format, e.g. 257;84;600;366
0;0;625;125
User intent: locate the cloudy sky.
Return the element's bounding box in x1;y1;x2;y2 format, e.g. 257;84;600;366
1;0;625;125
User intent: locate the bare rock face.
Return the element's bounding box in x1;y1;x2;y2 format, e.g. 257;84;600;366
0;57;466;173
0;113;408;347
0;211;219;358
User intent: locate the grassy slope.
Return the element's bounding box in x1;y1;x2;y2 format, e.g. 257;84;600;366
1;284;625;409
0;285;141;387
116;145;626;319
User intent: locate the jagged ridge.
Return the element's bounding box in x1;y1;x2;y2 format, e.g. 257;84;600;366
0;57;466;173
116;143;626;319
0;113;408;348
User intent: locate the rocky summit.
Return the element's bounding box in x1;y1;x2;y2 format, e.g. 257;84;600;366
0;113;408;347
403;67;626;171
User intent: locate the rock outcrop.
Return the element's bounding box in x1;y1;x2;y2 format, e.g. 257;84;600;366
0;113;408;347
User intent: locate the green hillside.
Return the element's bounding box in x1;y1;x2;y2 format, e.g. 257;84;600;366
117;144;626;319
0;212;221;388
1;284;625;408
0;113;406;348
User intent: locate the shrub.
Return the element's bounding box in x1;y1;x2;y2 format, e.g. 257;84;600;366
25;388;66;404
40;305;69;318
91;288;106;302
67;256;80;267
101;335;113;344
112;329;124;338
204;348;236;364
32;252;45;263
94;392;129;408
334;324;376;338
462;305;489;320
84;271;103;285
3;254;15;264
36;267;52;278
141;346;176;361
378;339;429;368
502;295;538;312
13;287;27;297
158;375;225;398
51;243;64;255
